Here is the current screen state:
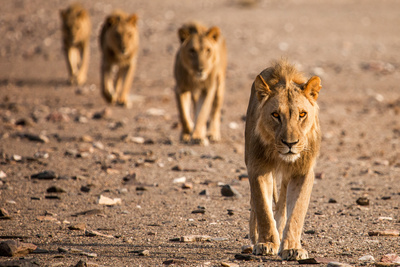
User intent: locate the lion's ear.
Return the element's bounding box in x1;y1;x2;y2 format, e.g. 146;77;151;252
60;9;67;20
128;14;138;26
255;75;271;101
206;26;221;41
178;27;190;43
303;76;321;100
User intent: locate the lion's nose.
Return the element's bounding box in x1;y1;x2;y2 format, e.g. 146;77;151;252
281;139;299;148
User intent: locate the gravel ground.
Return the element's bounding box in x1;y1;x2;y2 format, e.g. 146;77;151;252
1;0;400;266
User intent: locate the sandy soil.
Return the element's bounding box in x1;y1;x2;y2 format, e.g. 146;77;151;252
1;0;400;266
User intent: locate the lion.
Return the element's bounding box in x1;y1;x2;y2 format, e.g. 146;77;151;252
99;10;139;107
60;3;91;86
244;59;322;260
174;22;227;145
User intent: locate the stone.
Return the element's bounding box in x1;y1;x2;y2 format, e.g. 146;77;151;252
182;183;193;189
84;230;114;238
221;262;239;267
299;258;338;264
356;197;369;206
191;209;205;214
358;255;375;262
329;198;337;203
138;250;150;256
46;186;66;193
221;185;242;197
234;253;257;261
180;235;211;242
73;260;99;267
162;259;187;265
368;230;399;236
68;223;86;231
327;262;353;267
199;190;209;196
72;209;103;217
0;208;11;220
380;254;400;264
98;195;121;206
21;133;49;143
173;177;186;184
36;216;58;222
31;170;57;180
0;240;37;257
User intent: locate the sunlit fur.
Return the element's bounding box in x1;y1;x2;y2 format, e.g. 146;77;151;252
245;59;322;261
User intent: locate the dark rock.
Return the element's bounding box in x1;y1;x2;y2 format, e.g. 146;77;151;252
221;185;242;197
199;190;209;196
163;259;187;265
45;195;61;200
31;170;57;180
328;198;337;203
356;197;369;206
298;257;337;264
234;253;257;261
191;209;205;214
0;240;37;257
46;186;66;193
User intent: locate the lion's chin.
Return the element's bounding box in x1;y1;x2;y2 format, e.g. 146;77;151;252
279;152;301;163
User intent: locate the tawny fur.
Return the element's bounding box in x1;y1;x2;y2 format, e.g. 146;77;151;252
60;3;91;86
99;10;139;107
245;59;322;260
174;22;227;145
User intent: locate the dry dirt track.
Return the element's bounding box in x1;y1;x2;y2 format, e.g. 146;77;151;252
1;0;400;266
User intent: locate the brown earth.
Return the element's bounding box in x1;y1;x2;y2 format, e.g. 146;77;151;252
1;0;400;266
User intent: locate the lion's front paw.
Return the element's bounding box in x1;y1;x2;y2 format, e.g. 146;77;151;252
191;137;209;146
279;249;308;261
180;133;191;143
208;132;221;143
252;242;279;256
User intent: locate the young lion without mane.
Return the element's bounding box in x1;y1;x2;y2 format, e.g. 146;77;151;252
245;60;322;260
174;22;227;145
99;10;139;107
60;3;91;86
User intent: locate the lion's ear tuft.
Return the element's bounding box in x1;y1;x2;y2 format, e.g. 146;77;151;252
303;76;321;100
255;74;271;101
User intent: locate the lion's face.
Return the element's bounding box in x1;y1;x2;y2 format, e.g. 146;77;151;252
106;14;138;56
255;75;321;163
179;26;221;81
60;7;89;45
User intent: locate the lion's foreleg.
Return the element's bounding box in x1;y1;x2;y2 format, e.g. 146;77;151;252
101;61;115;103
249;171;280;255
191;84;217;144
207;76;225;142
279;171;314;260
175;90;193;142
118;59;137;107
76;40;89;85
274;177;287;240
67;46;80;85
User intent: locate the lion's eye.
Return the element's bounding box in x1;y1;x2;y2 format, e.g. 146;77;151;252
272;112;280;119
299;112;307;118
189;48;196;56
